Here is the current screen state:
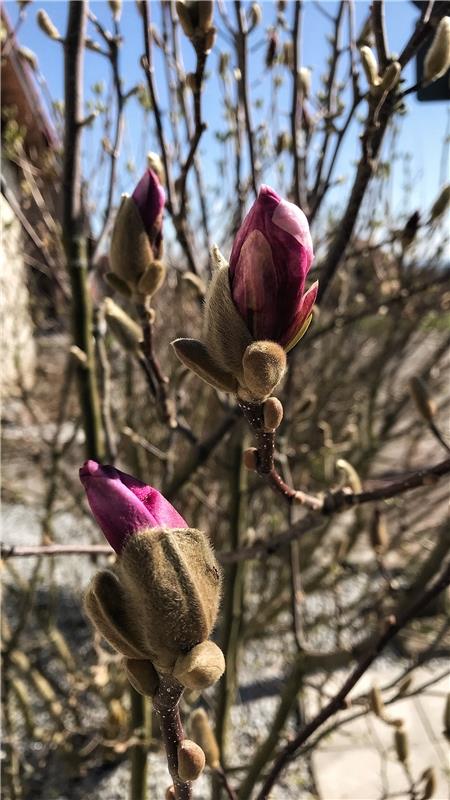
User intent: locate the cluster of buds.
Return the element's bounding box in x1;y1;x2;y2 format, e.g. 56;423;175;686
176;1;216;54
359;46;401;95
80;461;225;692
172;185;317;410
107;155;166;302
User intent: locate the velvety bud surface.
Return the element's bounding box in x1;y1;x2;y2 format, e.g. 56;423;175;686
79;460;187;553
229;185;317;349
132;168;165;255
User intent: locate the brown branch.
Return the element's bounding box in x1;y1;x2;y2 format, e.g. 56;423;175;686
255;559;450;799
153;675;191;800
136;301;176;429
372;0;389;72
235;0;258;197
290;1;302;209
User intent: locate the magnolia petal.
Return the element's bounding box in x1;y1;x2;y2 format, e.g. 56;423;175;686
231;229;278;341
282;280;318;351
272;199;313;256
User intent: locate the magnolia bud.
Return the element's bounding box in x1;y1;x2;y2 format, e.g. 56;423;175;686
360;45;379;87
377;61;401;93
108;0;122;21
422;767;437;799
241;341;287;401
18;47;38;71
409;376;436;423
243;448;258;471
369;685;385;718
369;509;389;554
429;184;450;223
37;9;61;41
248;3;262;31
424;17;450;83
190;708;221;769
173;640;225;689
394;726;409;763
177;739;206;781
147;152;164;182
198;1;214;33
263;397;284;431
336;459;362;493
165;787;176;800
123;658;159;697
298;67;311;97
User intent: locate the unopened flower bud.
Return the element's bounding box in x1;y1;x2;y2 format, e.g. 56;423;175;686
37;9;61;41
369;685;385;718
243;448;258;471
241;342;286;401
190;708;221;769
360;45;379;87
409;376;436;423
165;787;176;800
177;740;206;781
123;657;159;696
263;397;284;431
336;459;362;493
108;0;122;21
422;767;437;799
394;726;409;763
18;47;38;71
429;184;450;223
248;3;262;31
265;30;278;68
369;508;389;554
298;67;311;97
377;61;401;93
173;640;225;689
424;17;450;83
356;17;373;48
85;38;102;53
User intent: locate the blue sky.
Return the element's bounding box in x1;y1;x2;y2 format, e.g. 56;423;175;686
5;0;449;248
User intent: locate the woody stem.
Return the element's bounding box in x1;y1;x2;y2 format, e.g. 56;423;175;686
153;675;191;800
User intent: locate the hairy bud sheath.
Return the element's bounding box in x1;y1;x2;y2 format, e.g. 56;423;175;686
177;740;206;781
81;462;224;688
108;168;166;301
424;17;450;83
360;45;379;87
172;186;317;401
190;708;221;769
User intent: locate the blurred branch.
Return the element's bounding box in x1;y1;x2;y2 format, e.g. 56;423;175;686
235;0;258;197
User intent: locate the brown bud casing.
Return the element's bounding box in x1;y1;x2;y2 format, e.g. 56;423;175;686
173;640;225;689
369;685;385;718
177;739;206;781
394;726;409;763
123;657;159;696
190;708;221;769
424;17;450;83
360;46;379;87
243;447;258;471
37;9;61;40
422;767;437;799
241;341;286;401
263;397;284;431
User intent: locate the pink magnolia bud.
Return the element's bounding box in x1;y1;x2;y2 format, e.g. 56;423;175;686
79;461;187;554
229;185;318;351
131;168;165;258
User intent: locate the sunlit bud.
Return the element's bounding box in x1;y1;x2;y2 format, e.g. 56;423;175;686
190;708;221;769
165;788;176;800
336;459;362;493
276;131;291;155
377;61;401;93
108;0;122;21
369;685;385;718
177;740;206;781
248;3;262;31
409;376;436;423
263;397;283;431
429;184;450;222
18;47;38;71
298;66;311;97
85;38;102;53
147;152;164;183
243;447;258;471
359;45;379;87
424;17;450;83
36;9;61;40
369;508;389;554
394;726;409;763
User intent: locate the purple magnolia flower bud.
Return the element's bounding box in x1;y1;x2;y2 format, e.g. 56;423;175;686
229;185;318;350
131;168;165;256
79;460;187;554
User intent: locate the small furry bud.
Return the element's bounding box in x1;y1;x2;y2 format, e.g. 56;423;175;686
177;739;206;781
243;447;258;471
394;726;409;763
369;685;385;718
85;38;102;53
429;184;450;223
18;47;38;71
37;9;61;40
263;397;284;431
369;509;389;554
421;767;437;799
424;17;450;83
409;376;436;423
108;0;122;21
198;1;214;34
123;658;159;697
377;61;401;93
359;45;380;87
173;640;225;689
176;1;195;37
248;3;262;31
298;67;311;97
241;341;287;401
190;708;221;769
